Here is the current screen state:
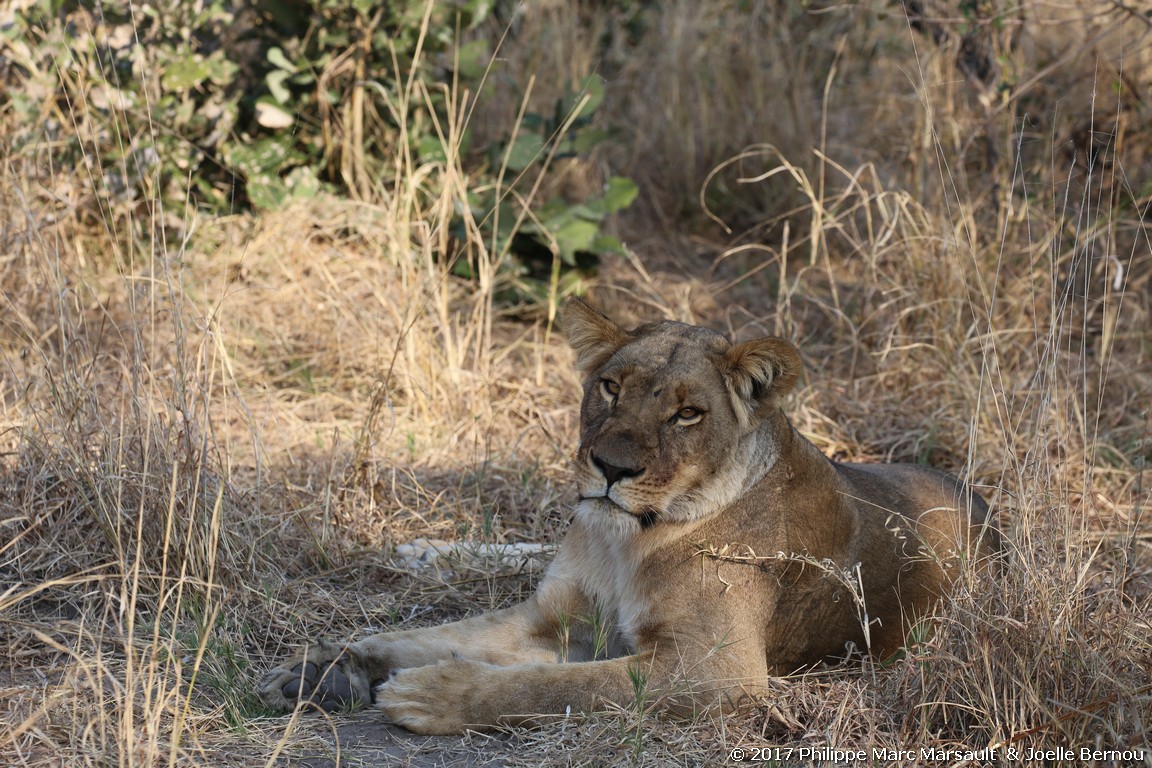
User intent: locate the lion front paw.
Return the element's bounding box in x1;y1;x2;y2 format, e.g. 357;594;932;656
257;640;373;713
375;659;488;734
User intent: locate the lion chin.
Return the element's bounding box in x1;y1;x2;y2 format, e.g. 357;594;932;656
577;495;660;531
257;297;1000;735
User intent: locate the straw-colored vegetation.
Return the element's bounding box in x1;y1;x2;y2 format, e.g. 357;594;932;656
2;1;1149;765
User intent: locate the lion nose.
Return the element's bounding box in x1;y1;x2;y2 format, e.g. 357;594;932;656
592;454;644;488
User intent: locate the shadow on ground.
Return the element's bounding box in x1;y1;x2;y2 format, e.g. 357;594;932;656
284;713;514;768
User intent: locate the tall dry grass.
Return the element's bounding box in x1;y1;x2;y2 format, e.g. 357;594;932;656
2;1;1150;766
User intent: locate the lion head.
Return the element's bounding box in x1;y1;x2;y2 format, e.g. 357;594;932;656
563;298;803;530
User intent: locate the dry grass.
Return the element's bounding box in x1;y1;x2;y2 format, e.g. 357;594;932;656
2;1;1151;766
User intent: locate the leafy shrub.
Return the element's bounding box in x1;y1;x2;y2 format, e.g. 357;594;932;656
2;0;633;297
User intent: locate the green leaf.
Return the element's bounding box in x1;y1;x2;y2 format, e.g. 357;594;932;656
246;167;321;211
267;47;295;72
602;176;638;214
461;0;494;29
161;49;236;91
416;134;448;164
225;135;295;177
562;203;605;222
455;39;489;81
554;219;599;264
570;75;605;120
245;174;288;210
162;56;210;91
573;127;610;154
291;70;316;86
266;70;291;104
283;165;321;200
503;133;546;172
520;113;548;132
451;258;476;280
204;52;238;86
591;234;627;256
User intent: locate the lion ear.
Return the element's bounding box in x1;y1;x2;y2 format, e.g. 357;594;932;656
562;298;629;376
722;337;802;425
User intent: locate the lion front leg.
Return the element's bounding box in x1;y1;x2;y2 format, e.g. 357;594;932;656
374;654;654;734
374;647;758;734
258;584;588;713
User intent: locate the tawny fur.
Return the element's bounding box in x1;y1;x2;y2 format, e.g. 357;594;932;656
257;298;998;734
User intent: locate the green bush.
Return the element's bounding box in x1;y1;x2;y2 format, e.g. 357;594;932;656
2;0;633;296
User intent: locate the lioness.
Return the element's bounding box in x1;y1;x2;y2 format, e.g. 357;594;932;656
258;299;997;734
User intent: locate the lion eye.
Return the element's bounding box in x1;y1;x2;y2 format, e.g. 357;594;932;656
600;379;621;401
675;406;703;426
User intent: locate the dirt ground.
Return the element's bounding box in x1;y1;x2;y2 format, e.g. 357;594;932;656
286;717;515;768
